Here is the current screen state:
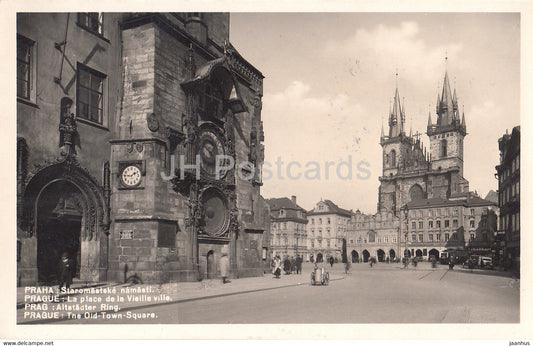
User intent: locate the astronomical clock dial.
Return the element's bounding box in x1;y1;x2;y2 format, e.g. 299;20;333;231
121;165;142;187
201;188;230;237
198;129;225;177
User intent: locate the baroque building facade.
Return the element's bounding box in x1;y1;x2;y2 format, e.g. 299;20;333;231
495;126;520;275
307;200;352;263
17;13;270;285
347;71;496;261
266;196;308;261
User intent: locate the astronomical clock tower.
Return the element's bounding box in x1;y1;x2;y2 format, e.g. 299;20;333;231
109;13;270;282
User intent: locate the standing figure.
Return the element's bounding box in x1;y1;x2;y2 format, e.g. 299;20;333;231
58;252;73;291
272;256;282;278
220;249;230;284
295;255;303;274
344;260;351;274
329;256;334;268
283;257;291;275
290;256;296;274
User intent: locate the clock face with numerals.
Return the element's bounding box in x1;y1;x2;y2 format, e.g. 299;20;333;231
121;165;142;187
198;129;225;177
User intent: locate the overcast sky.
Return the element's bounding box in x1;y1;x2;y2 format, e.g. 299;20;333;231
230;13;520;213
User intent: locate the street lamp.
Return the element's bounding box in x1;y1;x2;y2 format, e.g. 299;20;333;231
400;205;409;263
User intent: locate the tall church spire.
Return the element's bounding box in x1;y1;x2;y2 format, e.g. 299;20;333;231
388;86;405;138
436;71;456;126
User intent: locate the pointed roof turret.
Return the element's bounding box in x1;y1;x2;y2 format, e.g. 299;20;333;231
436;71;456;127
427;111;432;127
388;86;405;138
428;68;467;137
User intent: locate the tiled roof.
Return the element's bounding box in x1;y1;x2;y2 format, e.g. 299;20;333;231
308;199;354;217
265;197;305;212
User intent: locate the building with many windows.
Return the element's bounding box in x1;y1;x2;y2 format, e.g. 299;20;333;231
347;210;400;263
347;69;497;262
496;126;520;275
266;196;308;261
307;199;353;263
17;13;270;285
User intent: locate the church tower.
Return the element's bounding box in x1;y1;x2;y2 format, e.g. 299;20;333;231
380;86;408;178
427;71;467;176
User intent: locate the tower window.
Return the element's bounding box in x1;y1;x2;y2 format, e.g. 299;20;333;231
390;150;396;167
441;139;447;157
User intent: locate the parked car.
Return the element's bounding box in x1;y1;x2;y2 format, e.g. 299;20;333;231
463;258;475;269
480;256;493;269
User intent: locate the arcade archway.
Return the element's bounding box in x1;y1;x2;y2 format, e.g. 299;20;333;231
377;249;385;262
429;249;439;259
415;249;423;257
351;250;359;263
389;249;396;260
362;250;370;263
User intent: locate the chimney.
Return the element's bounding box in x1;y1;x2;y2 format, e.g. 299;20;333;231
291;195;297;205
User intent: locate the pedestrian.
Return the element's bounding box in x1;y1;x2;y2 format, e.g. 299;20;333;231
283;257;291;275
329;256;334;268
344;260;351;274
295;255;302;274
290;256;296;274
272;256;282;278
220;249;230;284
449;257;455;270
58;252;73;291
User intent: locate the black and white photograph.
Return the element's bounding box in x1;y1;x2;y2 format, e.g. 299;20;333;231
2;1;532;343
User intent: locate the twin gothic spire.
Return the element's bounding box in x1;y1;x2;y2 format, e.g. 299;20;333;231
388;87;405;138
385;68;467;141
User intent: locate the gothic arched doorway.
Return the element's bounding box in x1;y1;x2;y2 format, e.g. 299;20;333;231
316;253;323;263
18;160;109;285
377;249;385;262
351;250;359;263
389;249;396;260
362;250;370;262
36;181;83;283
415;249;423;257
429;249;439;259
206;250;216;279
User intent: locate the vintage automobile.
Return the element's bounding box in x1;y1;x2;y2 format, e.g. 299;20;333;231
310;266;329;286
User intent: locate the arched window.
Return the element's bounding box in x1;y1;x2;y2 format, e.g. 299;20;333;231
441;139;447;158
390;150;396;167
409;184;424;201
